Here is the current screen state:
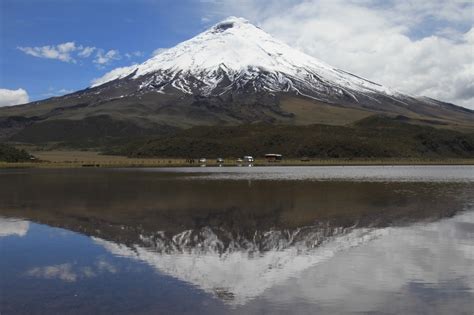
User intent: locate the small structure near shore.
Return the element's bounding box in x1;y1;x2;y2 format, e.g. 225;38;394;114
264;154;282;162
243;156;254;163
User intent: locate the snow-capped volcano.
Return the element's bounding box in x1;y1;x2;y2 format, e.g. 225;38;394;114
92;16;395;102
1;17;472;143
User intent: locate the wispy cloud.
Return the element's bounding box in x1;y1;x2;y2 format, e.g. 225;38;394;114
0;88;29;107
90;64;137;87
152;47;168;56
41;87;74;98
94;49;121;66
77;46;96;58
26;263;77;282
125;51;143;59
25;259;118;282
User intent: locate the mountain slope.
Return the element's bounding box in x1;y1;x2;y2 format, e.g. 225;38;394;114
90;17;397;98
105;116;474;159
0;17;472;144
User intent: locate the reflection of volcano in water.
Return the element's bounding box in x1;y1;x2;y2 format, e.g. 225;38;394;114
1;170;473;304
93;225;389;305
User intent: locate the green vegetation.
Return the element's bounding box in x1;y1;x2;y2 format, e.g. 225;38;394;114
0;143;33;162
9;115;175;147
105;116;474;159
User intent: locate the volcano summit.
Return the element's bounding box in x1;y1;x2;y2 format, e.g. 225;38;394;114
1;17;472;144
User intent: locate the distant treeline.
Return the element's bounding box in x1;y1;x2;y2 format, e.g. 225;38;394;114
104;116;474;159
0;143;33;162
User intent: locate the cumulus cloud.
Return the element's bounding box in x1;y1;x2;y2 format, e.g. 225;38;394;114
0;88;30;107
202;0;474;109
94;49;121;66
0;218;30;237
78;46;96;58
17;42;125;66
18;42;77;62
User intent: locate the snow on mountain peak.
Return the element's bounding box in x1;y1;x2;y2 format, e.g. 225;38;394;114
212;16;250;29
91;17;396;98
132;16;321;75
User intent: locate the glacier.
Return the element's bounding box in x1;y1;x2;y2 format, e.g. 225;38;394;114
91;17;399;102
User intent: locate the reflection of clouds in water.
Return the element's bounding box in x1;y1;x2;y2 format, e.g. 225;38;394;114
96;259;118;273
0;217;29;237
93;211;474;309
25;259;118;283
250;211;474;314
93;228;389;305
26;264;77;282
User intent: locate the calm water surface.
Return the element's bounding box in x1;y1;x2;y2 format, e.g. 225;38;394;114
0;166;473;314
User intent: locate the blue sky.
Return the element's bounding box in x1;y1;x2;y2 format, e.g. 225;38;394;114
1;0;472;108
1;0;217;100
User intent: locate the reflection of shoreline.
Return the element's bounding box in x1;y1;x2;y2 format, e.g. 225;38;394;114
162;166;474;182
1;161;474;169
0;217;29;237
93;226;390;305
0;179;469;247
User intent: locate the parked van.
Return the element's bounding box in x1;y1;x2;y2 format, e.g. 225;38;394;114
243;156;254;163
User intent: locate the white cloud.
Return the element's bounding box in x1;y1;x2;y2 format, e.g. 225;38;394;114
42;87;74;97
94;49;121;66
0;218;29;237
25;260;118;282
18;42;123;67
152;47;168;56
125;51;143;59
203;0;474;109
18;41;77;63
0;88;30;107
90;65;137;87
78;46;96;58
26;263;77;282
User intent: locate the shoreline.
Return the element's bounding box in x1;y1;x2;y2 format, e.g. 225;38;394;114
0;149;472;169
1;159;474;169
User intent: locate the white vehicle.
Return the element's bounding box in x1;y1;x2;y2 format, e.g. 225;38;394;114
199;158;207;164
243;156;254;163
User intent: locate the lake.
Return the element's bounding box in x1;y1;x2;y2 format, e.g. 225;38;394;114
1;166;473;314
